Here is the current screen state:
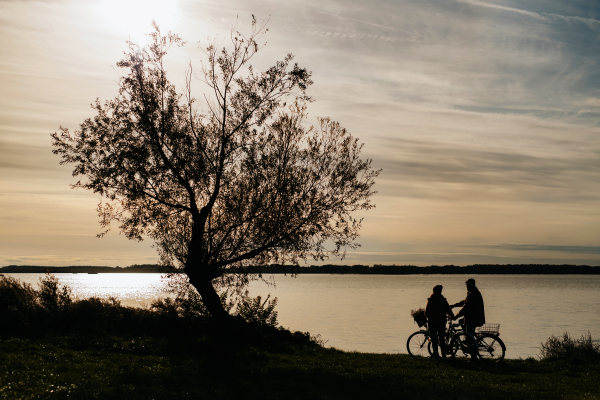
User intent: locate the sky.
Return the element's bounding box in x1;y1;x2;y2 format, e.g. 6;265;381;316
0;0;599;267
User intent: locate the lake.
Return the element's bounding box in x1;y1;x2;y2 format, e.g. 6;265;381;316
4;273;599;359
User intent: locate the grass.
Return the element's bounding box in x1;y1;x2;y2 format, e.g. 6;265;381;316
1;274;599;399
1;333;599;400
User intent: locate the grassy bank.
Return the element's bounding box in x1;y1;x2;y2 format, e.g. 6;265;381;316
1;333;599;400
1;275;599;399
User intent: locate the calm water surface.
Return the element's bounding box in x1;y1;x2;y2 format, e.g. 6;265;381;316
4;273;165;308
6;273;599;359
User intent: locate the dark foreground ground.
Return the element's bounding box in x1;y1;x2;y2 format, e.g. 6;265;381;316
1;334;599;400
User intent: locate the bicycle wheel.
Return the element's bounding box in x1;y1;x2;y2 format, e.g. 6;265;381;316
449;332;478;360
477;334;505;361
407;331;431;358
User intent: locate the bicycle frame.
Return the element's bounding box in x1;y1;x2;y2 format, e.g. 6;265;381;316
441;317;478;358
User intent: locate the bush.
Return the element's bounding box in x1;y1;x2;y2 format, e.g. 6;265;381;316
0;274;328;351
0;274;280;338
151;283;279;327
236;295;279;327
150;287;233;320
0;276;39;332
38;274;72;312
0;275;181;337
540;332;600;361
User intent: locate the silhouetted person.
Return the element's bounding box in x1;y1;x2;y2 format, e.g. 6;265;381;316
451;278;485;334
451;278;485;361
425;285;454;360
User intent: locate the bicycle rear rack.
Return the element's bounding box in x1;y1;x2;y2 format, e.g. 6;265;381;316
477;323;500;334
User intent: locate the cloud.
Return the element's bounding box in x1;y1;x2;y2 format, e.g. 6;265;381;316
469;243;600;255
377;140;599;184
0;139;58;172
457;0;547;21
457;0;600;27
292;4;419;36
1;0;599;268
334;250;600;266
0;254;158;267
547;13;600;27
356;102;600;203
301;29;402;42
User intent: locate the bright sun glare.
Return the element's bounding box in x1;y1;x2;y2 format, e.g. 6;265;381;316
97;0;180;45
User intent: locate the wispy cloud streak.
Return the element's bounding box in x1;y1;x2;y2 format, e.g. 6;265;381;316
470;244;600;255
458;0;600;25
457;0;546;20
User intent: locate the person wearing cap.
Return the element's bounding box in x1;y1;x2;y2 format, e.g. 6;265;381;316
451;278;486;336
425;284;454;359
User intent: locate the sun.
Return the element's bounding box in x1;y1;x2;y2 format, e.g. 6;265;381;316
96;0;181;45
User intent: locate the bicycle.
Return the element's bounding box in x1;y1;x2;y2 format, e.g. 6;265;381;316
473;323;506;361
407;316;478;360
407;318;506;361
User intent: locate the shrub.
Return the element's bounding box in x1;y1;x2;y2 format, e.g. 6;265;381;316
38;274;72;312
0;276;37;311
0;275;170;337
0;275;299;346
150;287;233;320
0;276;39;333
540;332;600;361
236;294;279;327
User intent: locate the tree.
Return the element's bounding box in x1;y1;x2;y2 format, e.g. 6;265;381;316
51;19;379;321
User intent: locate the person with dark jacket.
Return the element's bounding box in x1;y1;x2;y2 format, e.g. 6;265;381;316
425;285;454;359
451;278;486;336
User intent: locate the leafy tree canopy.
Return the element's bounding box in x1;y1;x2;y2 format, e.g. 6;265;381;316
52;18;380;320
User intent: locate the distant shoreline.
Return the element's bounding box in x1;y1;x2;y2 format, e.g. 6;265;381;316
1;264;599;275
0;265;162;274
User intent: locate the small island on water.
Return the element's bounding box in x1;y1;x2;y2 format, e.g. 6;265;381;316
1;263;598;275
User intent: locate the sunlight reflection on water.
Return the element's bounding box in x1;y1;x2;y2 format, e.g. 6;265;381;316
5;273;168;308
6;273;599;358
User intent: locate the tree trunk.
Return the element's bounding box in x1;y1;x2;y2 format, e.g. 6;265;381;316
187;272;231;322
185;216;231;322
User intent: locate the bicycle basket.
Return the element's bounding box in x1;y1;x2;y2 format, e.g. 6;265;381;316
411;308;427;327
477;323;500;334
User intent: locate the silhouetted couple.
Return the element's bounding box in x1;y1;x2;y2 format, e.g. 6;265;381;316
425;279;485;360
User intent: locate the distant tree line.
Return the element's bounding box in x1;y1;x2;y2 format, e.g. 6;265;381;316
2;264;598;275
0;265;161;274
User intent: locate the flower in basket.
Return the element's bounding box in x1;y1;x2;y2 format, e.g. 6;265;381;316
411;308;427;327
